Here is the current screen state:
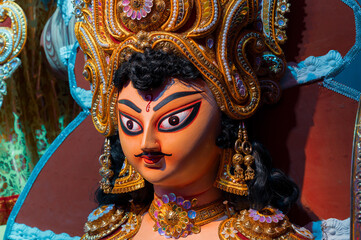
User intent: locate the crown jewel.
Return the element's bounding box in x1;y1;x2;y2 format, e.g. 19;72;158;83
74;0;289;136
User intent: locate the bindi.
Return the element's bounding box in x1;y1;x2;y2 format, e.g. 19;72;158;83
145;94;153;112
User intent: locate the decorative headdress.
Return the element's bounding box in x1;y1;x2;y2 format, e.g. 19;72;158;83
74;0;289;137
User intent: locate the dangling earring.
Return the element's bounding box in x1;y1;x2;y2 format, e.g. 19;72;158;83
240;123;255;181
99;138;145;194
112;157;145;193
99;138;114;194
214;122;255;196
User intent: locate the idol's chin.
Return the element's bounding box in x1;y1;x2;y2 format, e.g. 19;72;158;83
142;156;164;169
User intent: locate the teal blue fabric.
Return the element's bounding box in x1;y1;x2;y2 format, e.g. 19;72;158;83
8;223;80;240
67;41;92;110
311;221;323;240
323;0;361;100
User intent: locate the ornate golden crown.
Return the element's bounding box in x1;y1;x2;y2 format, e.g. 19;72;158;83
74;0;289;136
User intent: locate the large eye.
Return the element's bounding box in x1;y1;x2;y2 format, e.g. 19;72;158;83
119;112;143;136
158;101;201;132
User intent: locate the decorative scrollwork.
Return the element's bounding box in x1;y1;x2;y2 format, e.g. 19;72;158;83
0;0;27;108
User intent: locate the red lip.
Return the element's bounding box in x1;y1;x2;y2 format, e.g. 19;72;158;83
142;155;163;164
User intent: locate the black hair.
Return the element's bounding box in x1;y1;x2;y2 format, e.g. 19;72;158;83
113;49;201;91
96;49;299;213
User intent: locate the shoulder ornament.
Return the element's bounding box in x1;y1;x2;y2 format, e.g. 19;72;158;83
81;204;140;240
219;207;314;240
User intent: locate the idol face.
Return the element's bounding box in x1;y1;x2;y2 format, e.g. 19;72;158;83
117;78;222;188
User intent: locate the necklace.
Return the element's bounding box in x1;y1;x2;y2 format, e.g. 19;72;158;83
149;193;226;239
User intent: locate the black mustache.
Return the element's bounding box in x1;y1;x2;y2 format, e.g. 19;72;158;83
134;152;172;157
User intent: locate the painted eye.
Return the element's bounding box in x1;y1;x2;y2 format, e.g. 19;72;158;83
159;109;192;130
158;101;201;132
119;112;143;135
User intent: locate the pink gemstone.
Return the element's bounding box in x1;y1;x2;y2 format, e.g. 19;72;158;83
259;216;266;222
136;11;141;20
123;5;130;12
157;200;162;207
266;216;272;223
122;0;130;6
141;9;147;17
145;1;153;7
126;9;132;17
253;215;260;221
272;216;279;223
131;11;137;20
154;210;159;218
144;5;151;13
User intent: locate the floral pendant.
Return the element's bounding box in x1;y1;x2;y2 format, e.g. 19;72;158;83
152;193;200;239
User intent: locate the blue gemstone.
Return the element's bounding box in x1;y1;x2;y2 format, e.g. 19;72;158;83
188;210;196;219
237;80;246;96
76;9;81;15
207;38;214;48
11;61;18;68
176;196;184;205
186;223;193;231
278;20;285;26
162;195;169;204
277;35;283;40
281;5;287;11
183;200;191;209
158;228;165;235
169;193;176;202
256;21;262;31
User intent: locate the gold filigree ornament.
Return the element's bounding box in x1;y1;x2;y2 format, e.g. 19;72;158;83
111;156;145;193
82;204;141;240
99;138;144;194
214;122;255;195
0;0;27;108
219;207;313;240
74;0;289;136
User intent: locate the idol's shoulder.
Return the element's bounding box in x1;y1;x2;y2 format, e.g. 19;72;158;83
81;204;140;240
219;207;314;240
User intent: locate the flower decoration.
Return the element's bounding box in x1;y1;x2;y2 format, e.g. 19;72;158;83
88;204;115;222
153;193;200;239
248;208;284;223
121;221;136;233
122;0;153;20
221;226;238;239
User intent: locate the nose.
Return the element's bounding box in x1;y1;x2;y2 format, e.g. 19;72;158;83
140;125;160;152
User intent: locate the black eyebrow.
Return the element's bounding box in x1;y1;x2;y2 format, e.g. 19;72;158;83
118;99;142;113
153;91;203;111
